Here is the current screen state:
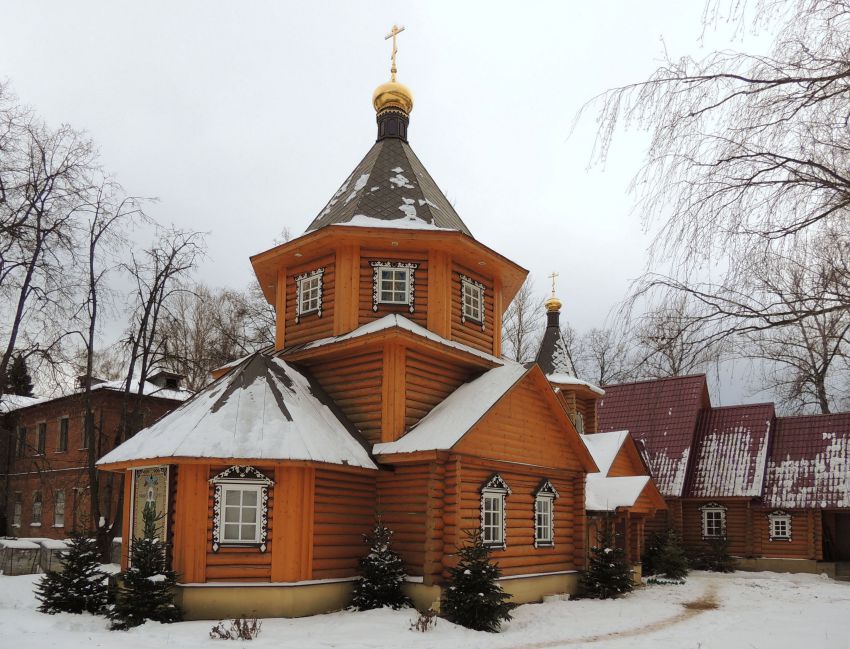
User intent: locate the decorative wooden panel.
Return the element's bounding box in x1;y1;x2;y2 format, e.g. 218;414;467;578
450;262;495;355
359;249;428;328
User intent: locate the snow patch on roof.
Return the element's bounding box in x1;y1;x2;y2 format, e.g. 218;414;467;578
299;314;503;365
98;354;376;470
764;432;850;509
389;170;414;189
643;446;691;497
581;431;629;476
373;363;528;455
547;373;604;396
335;214;453;231
689;424;770;497
0;394;45;413
398;197;417;219
586;475;650;511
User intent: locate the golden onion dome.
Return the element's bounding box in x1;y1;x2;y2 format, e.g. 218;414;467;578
372;80;414;115
545;295;563;313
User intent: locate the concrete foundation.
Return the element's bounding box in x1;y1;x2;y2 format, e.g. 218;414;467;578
735;557;837;578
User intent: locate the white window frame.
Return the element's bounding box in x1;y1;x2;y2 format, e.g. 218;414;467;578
370;261;418;313
53;490;65;528
768;510;792;541
210;465;274;553
460;274;485;328
534;479;559;548
31;491;43;527
480;474;511;549
700;502;727;539
12;492;22;528
294;268;324;323
221;484;262;544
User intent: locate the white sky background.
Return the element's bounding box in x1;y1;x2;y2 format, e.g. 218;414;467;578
1;1;773;404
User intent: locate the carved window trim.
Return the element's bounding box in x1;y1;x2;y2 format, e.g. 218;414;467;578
210;466;274;553
460;274;485;329
767;510;792;541
481;474;511;550
370;261;418;313
294;268;325;323
699;502;727;539
533;479;559;548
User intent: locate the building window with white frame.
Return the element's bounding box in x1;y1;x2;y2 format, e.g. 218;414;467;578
480;474;511;549
460;274;485;327
53;490;65;528
57;417;69;452
294;268;324;323
534;479;559;547
31;491;43;526
370;261;418;312
210;465;274;552
768;511;792;541
12;493;22;527
700;502;726;539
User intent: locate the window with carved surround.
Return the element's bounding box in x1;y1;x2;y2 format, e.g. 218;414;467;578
210;466;274;552
295;268;324;323
460;274;485;329
768;510;792;541
481;474;511;549
370;261;418;312
534;479;559;548
700;502;727;539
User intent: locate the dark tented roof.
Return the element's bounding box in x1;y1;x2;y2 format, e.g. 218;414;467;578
764;412;850;509
597;375;710;497
685;403;775;498
302;137;473;236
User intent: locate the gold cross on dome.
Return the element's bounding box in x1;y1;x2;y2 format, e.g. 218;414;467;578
548;271;559;297
385;24;405;82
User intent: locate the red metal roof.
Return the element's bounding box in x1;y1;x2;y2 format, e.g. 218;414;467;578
763;412;850;509
597;375;710;497
685;403;775;498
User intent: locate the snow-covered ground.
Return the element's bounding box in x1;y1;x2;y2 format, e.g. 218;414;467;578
2;571;848;648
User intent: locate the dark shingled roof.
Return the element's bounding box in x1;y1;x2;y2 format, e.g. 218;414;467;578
303;137;473;236
685;403;775;498
535;311;573;376
763;412;850;509
597;375;710;497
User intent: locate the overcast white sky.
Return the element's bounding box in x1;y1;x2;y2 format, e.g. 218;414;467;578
2;1;771;403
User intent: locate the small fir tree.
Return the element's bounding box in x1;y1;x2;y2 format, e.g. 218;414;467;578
351;519;411;611
691;538;737;573
4;353;34;397
109;502;182;630
35;533;109;615
654;530;689;580
581;522;634;599
441;529;516;633
642;529;688;581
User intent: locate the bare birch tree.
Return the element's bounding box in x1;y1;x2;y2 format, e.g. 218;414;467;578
502;277;544;363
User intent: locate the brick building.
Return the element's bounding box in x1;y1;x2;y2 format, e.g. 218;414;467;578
0;372;190;538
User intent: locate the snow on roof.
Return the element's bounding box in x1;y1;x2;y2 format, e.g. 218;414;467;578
373;363;528;455
598;375;709;497
296;314;503;366
586;475;650;511
0;378;190;414
334;214;454;231
686;404;773;498
763;412;850;509
0;394;45;413
0;538;40;550
98;354;376;470
581;431;629;476
547;373;605;396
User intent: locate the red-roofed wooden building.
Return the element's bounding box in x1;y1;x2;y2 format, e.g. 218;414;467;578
599;375;850;575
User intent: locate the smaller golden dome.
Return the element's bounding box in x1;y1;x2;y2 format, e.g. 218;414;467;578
372;80;414;115
545;295;563;313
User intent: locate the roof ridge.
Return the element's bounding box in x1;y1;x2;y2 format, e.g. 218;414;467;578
603;373;707;389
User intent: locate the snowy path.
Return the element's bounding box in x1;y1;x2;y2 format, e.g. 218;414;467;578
1;571;848;648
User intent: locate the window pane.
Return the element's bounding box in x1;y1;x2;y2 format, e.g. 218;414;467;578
224;523;239;540
242;490;258;506
224;506;239;522
225;490;240;506
241;524;256;540
242;507;257;524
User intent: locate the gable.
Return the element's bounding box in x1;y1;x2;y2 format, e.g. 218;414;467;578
454;367;595;472
608;435;651;478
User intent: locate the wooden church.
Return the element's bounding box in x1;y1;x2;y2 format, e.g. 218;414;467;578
98;32;609;619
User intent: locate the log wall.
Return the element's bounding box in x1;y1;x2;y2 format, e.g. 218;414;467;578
283;254;336;347
404;349;472;430
449;262;495;355
359;249;429;328
311;468;376;580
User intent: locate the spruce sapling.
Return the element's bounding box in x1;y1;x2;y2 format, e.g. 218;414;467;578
351;519;411;611
35;533;109;615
